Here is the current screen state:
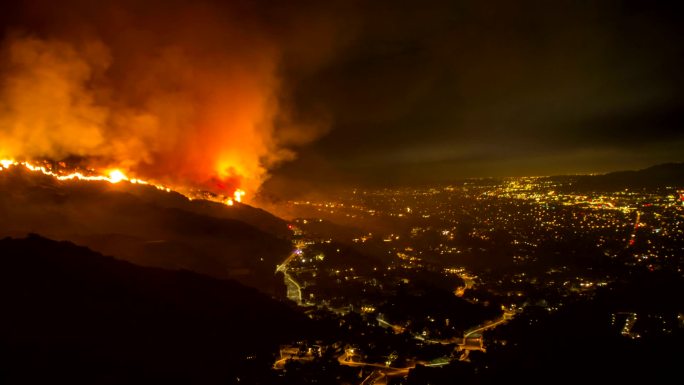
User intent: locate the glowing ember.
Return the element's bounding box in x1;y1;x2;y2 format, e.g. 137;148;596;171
233;189;245;203
0;158;244;207
108;170;126;183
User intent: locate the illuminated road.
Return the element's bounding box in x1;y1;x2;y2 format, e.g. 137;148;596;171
272;357;289;370
454;272;477;297
275;240;306;273
455;310;515;356
360;370;384;385
338;351;412;373
359;367;408;385
376;316;405;334
283;271;302;303
463;316;509;338
273;346;316;370
461;273;476;291
276;240;306;303
412;310;514;351
412;310;515;358
627;211;641;248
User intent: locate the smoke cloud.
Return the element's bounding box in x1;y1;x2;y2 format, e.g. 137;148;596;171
0;0;337;197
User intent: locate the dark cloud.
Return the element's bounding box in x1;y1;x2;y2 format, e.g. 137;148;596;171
264;1;684;197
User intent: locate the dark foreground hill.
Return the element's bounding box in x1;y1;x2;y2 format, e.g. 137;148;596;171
0;167;291;295
0;235;310;384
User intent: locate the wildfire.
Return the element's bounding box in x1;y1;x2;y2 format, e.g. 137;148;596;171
0;6;330;208
0;158;244;206
234;189;245;203
107;169;126;183
223;189;246;206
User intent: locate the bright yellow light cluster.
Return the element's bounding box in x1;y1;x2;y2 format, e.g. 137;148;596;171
233;188;245;203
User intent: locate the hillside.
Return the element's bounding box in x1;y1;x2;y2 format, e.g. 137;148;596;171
0;167;292;294
559;162;684;191
0;235;311;384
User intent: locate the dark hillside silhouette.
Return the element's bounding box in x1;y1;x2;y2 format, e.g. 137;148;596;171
0;235;310;384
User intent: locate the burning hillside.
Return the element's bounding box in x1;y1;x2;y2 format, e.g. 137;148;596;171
0;158;245;205
0;163;291;294
0;0;336;201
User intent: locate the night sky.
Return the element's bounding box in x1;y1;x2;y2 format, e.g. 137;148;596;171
1;1;683;197
266;1;684;194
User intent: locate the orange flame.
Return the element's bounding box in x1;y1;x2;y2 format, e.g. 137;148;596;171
0;33;325;201
0;158;244;205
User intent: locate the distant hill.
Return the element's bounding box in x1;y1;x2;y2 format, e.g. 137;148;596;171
558;162;684;191
0;167;291;295
0;235;311;384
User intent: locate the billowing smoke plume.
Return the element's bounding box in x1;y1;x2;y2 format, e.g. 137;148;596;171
0;0;338;197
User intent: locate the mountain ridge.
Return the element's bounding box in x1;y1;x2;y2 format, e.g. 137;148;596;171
554;162;684;191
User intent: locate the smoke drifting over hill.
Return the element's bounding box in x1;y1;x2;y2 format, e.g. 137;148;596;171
0;0;338;196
